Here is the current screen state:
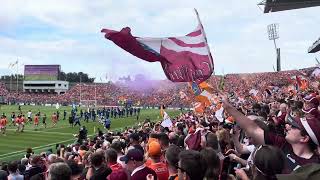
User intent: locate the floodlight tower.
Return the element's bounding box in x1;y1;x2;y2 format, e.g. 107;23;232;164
267;24;281;71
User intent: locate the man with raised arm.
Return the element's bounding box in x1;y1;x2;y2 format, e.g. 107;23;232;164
221;93;320;173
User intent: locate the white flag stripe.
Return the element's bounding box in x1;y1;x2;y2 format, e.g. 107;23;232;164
215;107;224;122
136;24;203;51
174;35;205;45
162;39;209;55
200;90;213;99
186;25;202;36
137;39;162;53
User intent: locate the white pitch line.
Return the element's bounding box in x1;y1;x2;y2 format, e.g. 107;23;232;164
0;126;126;159
0;138;75;158
7;125;72;131
0;134;95;159
6;129;73;136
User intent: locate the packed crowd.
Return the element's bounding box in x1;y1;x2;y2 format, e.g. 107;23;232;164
1;67;318;108
0;68;319;179
0;83;8;97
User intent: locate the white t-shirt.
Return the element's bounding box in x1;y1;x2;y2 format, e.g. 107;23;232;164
27;112;32;118
245;145;256;170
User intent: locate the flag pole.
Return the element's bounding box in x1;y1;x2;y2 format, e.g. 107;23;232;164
16;59;19;92
80;74;82;104
8;63;12;92
194;9;214;73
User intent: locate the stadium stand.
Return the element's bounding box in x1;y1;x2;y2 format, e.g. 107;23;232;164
0;66;319;179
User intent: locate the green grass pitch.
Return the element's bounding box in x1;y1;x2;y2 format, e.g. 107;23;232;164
0;105;181;163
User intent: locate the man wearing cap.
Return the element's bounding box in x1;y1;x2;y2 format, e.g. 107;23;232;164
120;148;158;180
221;94;320;173
146;141;169;180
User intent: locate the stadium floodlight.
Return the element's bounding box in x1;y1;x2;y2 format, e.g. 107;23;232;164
268;24;279;45
267;23;281;71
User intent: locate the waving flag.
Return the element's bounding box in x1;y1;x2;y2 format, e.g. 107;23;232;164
189;81;215;114
198;81;214;93
101;9;213;83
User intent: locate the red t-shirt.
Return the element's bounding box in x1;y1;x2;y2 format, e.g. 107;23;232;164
0;118;7;126
145;155;165;167
15;117;21;124
147;162;169;180
34;116;39;124
108;163;128;180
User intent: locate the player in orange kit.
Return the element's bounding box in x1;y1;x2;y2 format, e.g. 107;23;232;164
34;113;39;130
15;115;23;132
0;115;8;136
51;112;58;127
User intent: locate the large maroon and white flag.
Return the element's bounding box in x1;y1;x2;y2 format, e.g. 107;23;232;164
101;11;214;83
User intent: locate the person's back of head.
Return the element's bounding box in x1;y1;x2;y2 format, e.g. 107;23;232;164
30;155;42;166
176;135;186;148
205;133;220;151
200;148;220;180
7;161;18;174
82;152;93;166
158;133;170;149
48;162;71;180
106;149;118;164
90;152;105;168
17;164;25;175
253;145;285;180
110;141;123;154
178;150;206;180
165;145;181;168
168;132;178;145
47;154;57;165
66;160;83;179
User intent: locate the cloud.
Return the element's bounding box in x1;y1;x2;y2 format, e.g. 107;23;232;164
0;0;319;81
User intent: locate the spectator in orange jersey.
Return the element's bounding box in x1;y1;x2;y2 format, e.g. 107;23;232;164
146;141;169;180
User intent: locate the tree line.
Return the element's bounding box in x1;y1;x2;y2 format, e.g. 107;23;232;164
0;72;95;83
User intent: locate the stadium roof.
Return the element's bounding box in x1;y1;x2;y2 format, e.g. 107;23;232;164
258;0;320;13
308;38;320;53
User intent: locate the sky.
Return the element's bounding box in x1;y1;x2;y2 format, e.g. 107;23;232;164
0;0;319;82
